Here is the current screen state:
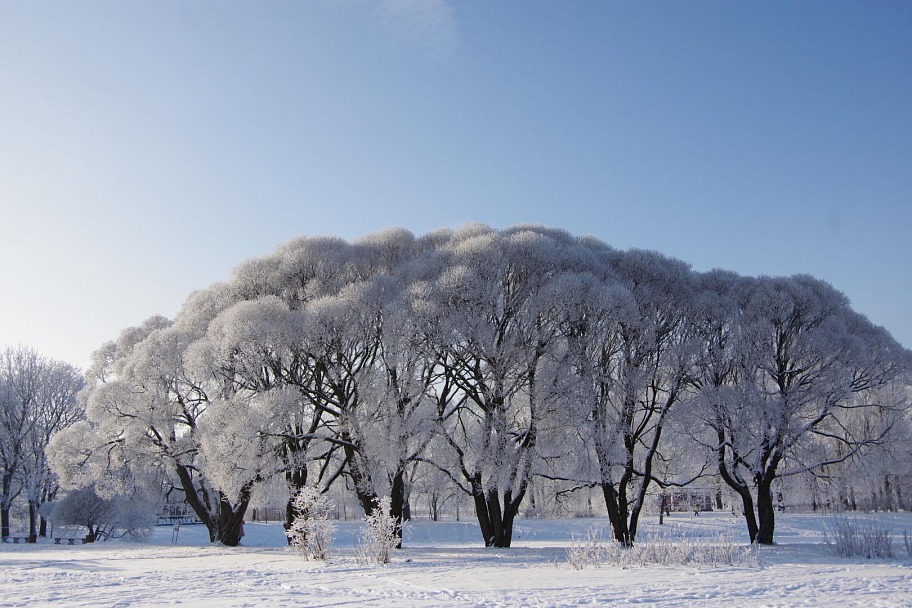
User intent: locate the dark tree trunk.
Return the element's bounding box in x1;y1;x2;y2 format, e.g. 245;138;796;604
39;486;51;537
485;488;504;546
216;482;254;547
501;490;523;547
471;479;495;546
628;423;666;543
601;482;631;546
390;466;406;549
173;463;252;545
342;439;378;518
755;474;776;545
174;463;215;541
469;483;524;548
283;466;308;545
595;432;632;546
716;433;759;543
1;507;9;539
733;484;758;543
1;471;12;538
28;500;38;542
469;472;527;547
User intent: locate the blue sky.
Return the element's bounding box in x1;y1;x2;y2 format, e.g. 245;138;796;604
1;1;910;368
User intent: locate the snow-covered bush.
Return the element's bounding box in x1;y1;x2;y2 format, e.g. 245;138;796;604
285;487;334;560
355;496;400;565
566;530;759;569
824;516;895;559
48;485;157;541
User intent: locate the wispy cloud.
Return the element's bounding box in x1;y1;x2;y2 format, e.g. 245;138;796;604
377;0;458;62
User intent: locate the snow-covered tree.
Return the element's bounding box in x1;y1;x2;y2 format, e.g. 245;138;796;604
48;484;157;541
0;346;83;540
425;228;576;547
20;358;84;539
692;274;910;543
46;224;911;552
554;249;700;545
48;316;257;546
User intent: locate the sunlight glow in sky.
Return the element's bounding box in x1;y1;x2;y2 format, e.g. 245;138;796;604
1;1;910;369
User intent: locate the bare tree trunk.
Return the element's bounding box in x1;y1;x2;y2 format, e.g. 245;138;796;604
600;482;631;546
717;459;758;542
755;473;776;545
283;466;307;545
501;488;526;547
28;499;38;542
1;471;13;538
485;488;504;546
471;484;524;548
471;476;495;546
1;506;9;539
390;466;406;549
342;441;379;518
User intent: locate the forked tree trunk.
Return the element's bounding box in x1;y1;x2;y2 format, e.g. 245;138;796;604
469;475;509;547
601;482;631;546
734;486;758;543
216;490;252;547
716;431;759;543
471;476;495;545
174;462;252;546
469;476;527;548
342;441;379;518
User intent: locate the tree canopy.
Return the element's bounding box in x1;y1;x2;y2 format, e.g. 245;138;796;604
48;225;911;546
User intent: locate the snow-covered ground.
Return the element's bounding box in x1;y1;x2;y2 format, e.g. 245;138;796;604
2;512;911;607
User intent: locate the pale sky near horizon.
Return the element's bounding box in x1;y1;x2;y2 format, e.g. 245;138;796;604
1;1;910;370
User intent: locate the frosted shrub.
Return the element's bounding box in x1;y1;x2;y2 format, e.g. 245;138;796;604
904;530;912;558
285;488;334;560
565;531;759;569
355;497;400;566
49;485;157;541
824;516;894;559
567;528;607;570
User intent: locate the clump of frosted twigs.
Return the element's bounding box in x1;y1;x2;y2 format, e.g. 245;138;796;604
566;528;759;570
824;516;895;559
355;496;401;566
285;487;334;560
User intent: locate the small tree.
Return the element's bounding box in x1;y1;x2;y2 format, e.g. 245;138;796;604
49;485;157;541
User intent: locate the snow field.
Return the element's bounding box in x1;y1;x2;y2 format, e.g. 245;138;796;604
2;513;911;607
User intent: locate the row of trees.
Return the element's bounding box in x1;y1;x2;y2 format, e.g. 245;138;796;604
0;346;83;540
47;225;911;547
